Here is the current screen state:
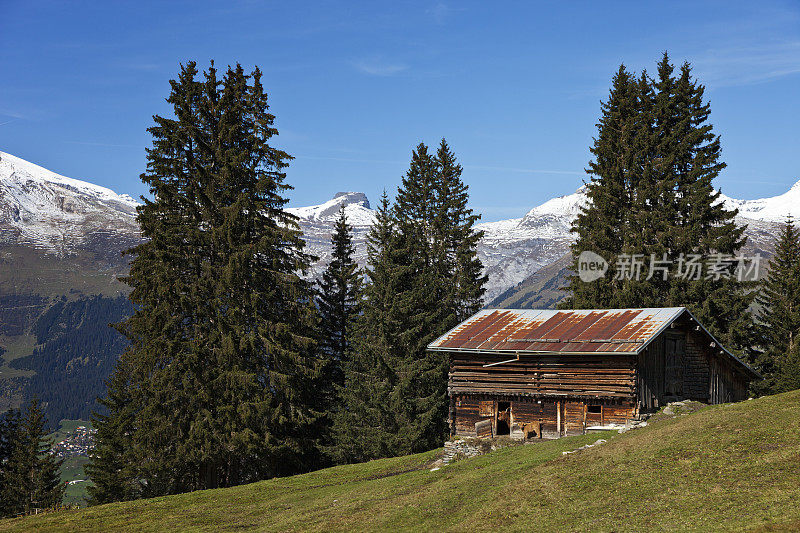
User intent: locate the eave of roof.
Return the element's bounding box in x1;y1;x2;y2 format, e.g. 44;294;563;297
428;307;761;380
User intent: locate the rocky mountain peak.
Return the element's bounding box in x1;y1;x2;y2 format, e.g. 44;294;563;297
332;191;370;209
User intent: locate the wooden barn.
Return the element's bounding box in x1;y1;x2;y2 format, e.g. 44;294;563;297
427;307;760;439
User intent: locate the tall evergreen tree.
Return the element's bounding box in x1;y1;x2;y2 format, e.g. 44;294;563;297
333;141;485;462
333;192;401;463
660;56;751;346
754;217;800;394
317;206;362;395
565;54;752;351
392;143;454;453
316;206;362;453
434;139;487;321
90;61;320;499
566;64;644;308
86;357;139;504
0;399;63;517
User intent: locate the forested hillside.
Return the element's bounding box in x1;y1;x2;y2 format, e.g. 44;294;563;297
9;296;132;426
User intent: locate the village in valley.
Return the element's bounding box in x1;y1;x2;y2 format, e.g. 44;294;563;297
50;426;96;460
1;2;799;531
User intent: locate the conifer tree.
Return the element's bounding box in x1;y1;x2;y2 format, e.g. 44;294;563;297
317;206;362;395
333;192;401;462
566;64;644;308
334;141;485;461
0;408;21;517
86;358;139;504
391;144;451;453
565;54;752;351
90;61;320;498
754;217;800;394
392;142;487;452
434;139;487;321
316;206;362;453
659;56;751;345
0;399;63;517
778;340;800;393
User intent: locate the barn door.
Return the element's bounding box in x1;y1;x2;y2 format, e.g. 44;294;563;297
664;333;685;400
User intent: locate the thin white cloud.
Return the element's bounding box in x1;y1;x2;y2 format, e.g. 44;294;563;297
0;110;28;120
694;41;800;87
464;164;584;176
351;58;409;77
427;2;451;24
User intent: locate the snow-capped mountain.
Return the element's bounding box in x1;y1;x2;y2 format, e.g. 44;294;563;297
475;181;798;300
287;192;374;226
286;192;375;276
0;151;140;258
719;182;800;222
1;150;796;304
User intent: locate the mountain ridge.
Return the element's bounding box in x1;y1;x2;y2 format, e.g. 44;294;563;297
1;151;796;302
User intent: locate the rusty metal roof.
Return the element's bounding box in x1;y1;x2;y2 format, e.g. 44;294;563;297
428;308;686;354
429;307;760;378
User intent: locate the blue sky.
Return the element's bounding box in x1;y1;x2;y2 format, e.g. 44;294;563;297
1;1;798;221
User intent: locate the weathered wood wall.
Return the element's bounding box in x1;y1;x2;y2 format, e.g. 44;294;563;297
449;353;636;400
637;322;750;410
448;319;753;438
452;395;636;438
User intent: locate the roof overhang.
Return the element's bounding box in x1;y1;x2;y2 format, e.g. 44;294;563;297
428;307;761;380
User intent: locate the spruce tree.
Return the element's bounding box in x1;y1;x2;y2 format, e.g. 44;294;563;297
0;408;21;517
0;399;63;517
90;61;320;498
565;54;752;352
333;192;401;463
778;339;800;392
567;65;650;308
316;206;362;453
392;143;466;453
434;139;487;321
86;357;139;504
333;141;485;461
754;217;800;394
660;56;751;346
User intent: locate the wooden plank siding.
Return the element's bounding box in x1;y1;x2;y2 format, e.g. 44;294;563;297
452;395;635;438
636;323;750;410
445;317;755;438
449;353;636;400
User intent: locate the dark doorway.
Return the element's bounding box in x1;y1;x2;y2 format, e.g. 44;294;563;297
496;401;511;435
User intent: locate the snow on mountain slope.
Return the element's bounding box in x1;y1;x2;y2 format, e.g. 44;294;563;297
475;188;586;300
287;192;375;226
287;192;375;276
0;151;140;256
1;150;795;304
720;181;800;221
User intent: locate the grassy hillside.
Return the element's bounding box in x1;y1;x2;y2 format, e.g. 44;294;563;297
2;391;800;532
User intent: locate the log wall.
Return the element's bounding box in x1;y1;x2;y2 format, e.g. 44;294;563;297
449;353;636;400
